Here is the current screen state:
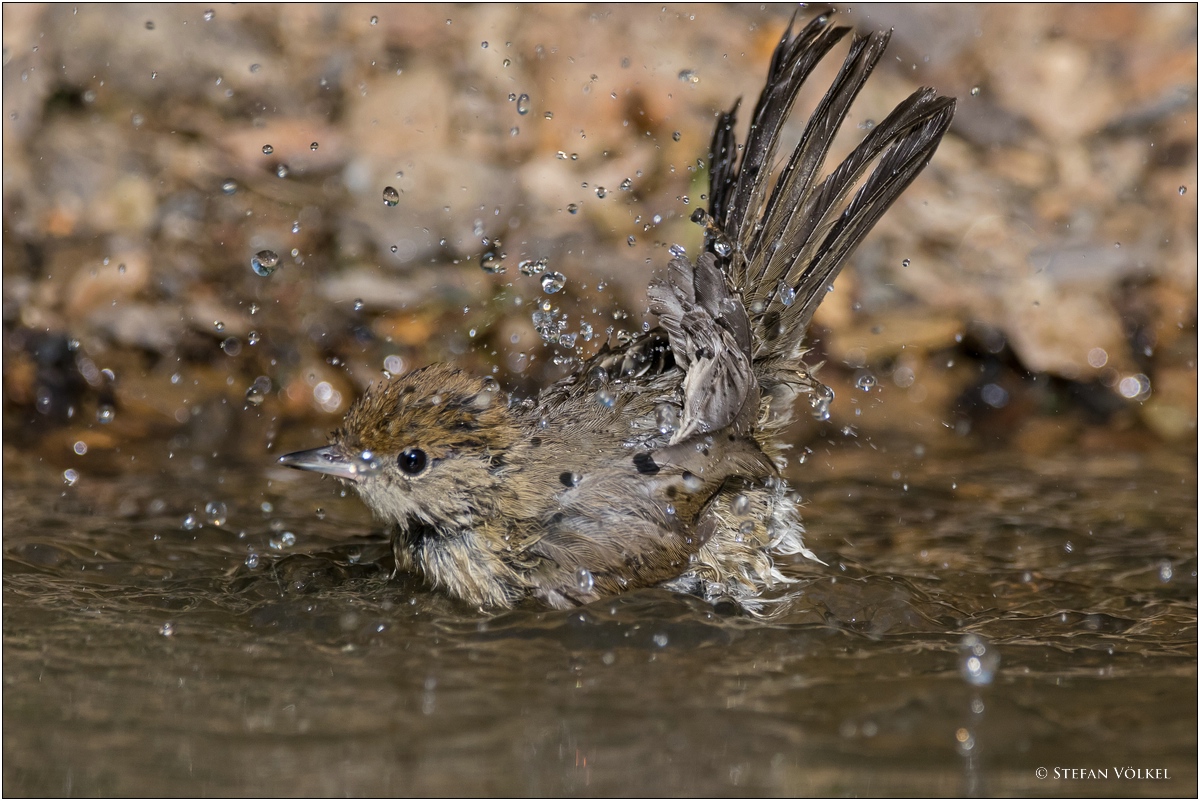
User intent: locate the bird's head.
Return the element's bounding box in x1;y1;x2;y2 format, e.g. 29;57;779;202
279;364;518;533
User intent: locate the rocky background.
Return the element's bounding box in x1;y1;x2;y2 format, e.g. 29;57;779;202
3;3;1195;472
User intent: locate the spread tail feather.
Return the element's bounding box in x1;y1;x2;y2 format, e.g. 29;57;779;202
705;11;956;364
650;9;954;443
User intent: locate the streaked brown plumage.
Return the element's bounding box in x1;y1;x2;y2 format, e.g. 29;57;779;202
280;11;956;612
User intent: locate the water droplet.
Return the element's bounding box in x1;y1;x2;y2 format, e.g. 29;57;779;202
480;252;505;274
595;388;615;408
777;282;797;307
203;9;215;21
159;622;175;636
516;93;530;115
73;441;88;455
353;299;365;312
689;208;708;225
384;354;404;374
382;186;400;206
369;15;378;25
981;383;1008;408
63;469;79;486
221;178;237;194
269;531;297;550
595;186;607;199
204;501;228;527
1179;185;1187;196
732;494;750;516
677;68;698;84
1158;560;1174;582
626;235;636;247
566;203;579;215
574;567;594;593
655;404;677;436
96;404;115;424
518;257;548;276
245;376;271;406
1118;374;1151;400
275;163;290;178
251;250;279;276
182;513;199;531
262;144;274;155
855;373;876;392
810;382;834;421
668;243;687;259
672;131;681;142
619;178;633;191
959;634;999;686
541;271;566;293
353;450;383;477
712;237;732;258
145;20;155;30
244;552;260;569
653;632;669;647
249;63;261;74
543;111;554;120
970;86;980;96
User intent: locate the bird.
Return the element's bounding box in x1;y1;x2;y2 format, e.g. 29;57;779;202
279;10;956;613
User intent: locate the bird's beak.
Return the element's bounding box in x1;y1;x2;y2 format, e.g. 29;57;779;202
278;446;360;482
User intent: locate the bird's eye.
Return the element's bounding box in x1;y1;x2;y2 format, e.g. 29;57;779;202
398;448;428;475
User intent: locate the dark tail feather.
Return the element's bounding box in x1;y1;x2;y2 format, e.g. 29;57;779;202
702;10;956;365
782;95;957;346
744;29;892;295
709;12;850;281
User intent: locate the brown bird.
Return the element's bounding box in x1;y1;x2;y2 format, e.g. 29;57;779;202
280;11;956;612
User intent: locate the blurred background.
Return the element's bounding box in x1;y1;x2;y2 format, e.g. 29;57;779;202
4;6;1196;797
3;3;1195;469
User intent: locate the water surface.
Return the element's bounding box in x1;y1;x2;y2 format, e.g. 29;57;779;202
3;440;1195;796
